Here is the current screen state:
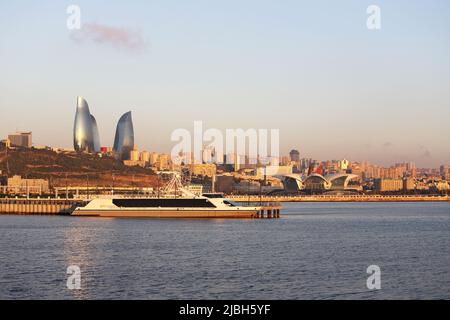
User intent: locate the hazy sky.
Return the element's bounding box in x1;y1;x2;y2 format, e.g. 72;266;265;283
1;0;449;167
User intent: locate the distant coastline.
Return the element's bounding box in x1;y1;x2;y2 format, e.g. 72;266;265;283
230;194;450;203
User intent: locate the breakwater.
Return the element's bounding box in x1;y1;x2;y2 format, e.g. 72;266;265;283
0;199;86;215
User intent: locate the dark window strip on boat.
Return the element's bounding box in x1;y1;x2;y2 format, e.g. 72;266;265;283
112;198;217;208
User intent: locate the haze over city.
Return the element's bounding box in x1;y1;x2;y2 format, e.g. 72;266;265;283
1;0;449;167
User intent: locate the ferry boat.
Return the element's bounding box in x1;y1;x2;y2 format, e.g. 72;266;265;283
71;195;261;218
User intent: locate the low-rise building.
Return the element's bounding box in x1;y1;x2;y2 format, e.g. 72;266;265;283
373;179;403;192
7;175;49;194
189;164;217;178
403;178;415;191
433;181;450;192
255;165;293;177
214;174;235;194
1;139;11;148
123;160;146;168
8;132;32;148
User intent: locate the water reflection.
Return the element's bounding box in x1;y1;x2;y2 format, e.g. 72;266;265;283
62;217;115;299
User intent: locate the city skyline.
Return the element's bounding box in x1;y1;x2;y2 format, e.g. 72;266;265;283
1;1;450;167
3;97;450;170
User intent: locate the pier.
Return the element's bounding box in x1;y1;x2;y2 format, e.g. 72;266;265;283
237;202;282;219
0;198;86;215
256;205;281;219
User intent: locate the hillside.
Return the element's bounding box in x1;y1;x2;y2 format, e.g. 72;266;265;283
0;146;158;188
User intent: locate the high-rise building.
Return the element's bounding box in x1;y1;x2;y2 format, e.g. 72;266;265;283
149;152;159;166
407;162;416;171
8;132;32;148
300;158;313;173
339;159;349;171
113;111;134;160
289;149;300;162
140;151;150;164
234;153;240;172
90;115;101;153
73;97;100;153
158;154;170;170
440;165;449;179
129;147;140;161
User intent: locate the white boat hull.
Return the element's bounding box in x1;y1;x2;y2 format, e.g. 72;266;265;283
72;208;260;218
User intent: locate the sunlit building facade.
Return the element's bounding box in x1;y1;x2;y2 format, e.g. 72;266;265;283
8;131;32;148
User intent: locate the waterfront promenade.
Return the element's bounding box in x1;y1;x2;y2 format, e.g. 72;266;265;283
229;194;450;203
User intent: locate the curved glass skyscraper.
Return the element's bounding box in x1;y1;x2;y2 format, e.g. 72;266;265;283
113;111;134;160
90;115;101;153
73;97;134;156
73;96;100;153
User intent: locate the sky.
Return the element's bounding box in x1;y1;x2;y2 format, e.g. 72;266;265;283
0;0;449;168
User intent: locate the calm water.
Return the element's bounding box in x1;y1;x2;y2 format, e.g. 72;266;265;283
0;202;449;300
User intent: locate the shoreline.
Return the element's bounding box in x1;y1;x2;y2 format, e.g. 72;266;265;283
229;194;450;203
0;195;449;216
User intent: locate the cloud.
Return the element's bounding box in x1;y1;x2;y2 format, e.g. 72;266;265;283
70;23;148;52
383;142;393;147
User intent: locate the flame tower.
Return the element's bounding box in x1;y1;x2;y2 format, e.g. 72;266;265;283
113;111;134;160
73;96;100;153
